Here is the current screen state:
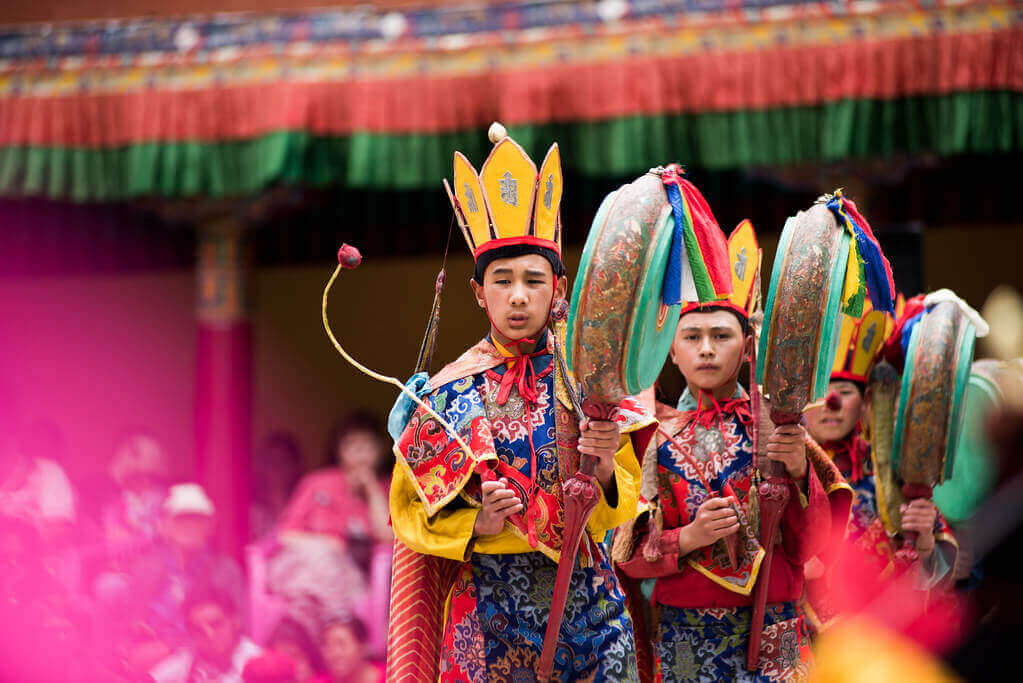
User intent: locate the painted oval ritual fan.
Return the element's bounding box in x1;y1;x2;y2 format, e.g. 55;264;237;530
567;165;732;408
892;298;980;505
932;359;1003;524
749;190;895;671
542;165;729;682
756;201;851;419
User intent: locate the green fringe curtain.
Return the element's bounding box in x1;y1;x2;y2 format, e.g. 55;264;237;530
0;91;1018;202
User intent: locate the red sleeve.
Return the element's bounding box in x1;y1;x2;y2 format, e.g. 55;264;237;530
617;527;685;579
277;473;318;532
779;460;830;564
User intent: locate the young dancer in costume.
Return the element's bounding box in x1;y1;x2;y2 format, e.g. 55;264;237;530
388;126;655;682
802;298;957;631
614;221;851;682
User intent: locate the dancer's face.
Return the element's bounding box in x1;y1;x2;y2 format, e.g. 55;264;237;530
805;380;864;443
471;254;567;347
671;309;750;397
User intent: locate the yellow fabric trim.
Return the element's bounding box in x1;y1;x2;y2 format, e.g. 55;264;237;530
441;572;456;633
490;336;516;357
935;531;958;550
475;524;561;563
392;441;497;518
799;598;829;633
389;463;479;562
686;546;766;596
621;412;658;436
826;481;855;497
842;234;864;314
831;310;859;375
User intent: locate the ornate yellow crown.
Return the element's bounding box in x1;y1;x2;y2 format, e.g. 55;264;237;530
680;219;761;319
443;122;562;262
831;299;896;384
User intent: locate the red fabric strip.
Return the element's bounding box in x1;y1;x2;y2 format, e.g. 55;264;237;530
0;29;1017;147
677;177;733;299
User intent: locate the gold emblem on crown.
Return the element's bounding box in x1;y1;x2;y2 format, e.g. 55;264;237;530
443;122;563;260
831;300;896;382
726;219;761;316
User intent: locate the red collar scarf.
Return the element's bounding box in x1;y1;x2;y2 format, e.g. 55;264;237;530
821;427;869;484
686;390;754;431
494;336;549;408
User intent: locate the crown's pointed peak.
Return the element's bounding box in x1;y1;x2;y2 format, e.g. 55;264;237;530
446;125;562;263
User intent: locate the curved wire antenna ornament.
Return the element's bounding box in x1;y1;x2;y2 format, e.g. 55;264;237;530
322;244;476;460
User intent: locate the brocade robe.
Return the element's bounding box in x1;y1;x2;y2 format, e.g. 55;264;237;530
617;389;851;682
390;331;656;682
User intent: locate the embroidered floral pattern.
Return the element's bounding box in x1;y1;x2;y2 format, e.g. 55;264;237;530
483;371;553;445
657;603;810;682
656;411;764;593
444;552;637;682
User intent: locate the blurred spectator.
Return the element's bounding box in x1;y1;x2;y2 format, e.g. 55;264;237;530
102;432;170;552
18;418;78;487
243;650;299;683
0;432;81;596
0;515;97;681
0;432;76;534
264;618;325;682
316;616;382;683
279;412;392;573
255;413;391;654
150;584;263;683
251;432;304;541
97;483;244;655
109;618;176;681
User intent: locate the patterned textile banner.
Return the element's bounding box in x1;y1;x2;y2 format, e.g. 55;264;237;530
0;0;1018;200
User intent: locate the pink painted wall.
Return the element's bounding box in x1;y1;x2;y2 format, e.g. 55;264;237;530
0;271;197;496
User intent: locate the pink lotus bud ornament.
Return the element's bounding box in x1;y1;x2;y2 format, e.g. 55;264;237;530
337;244;362;269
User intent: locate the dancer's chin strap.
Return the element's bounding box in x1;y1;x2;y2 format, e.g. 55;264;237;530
693;390;753;430
323;244;475;460
495;337;544;408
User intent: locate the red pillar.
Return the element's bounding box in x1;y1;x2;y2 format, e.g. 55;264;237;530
195;216;252;560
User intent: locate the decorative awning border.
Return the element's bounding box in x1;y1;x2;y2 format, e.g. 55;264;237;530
0;1;1018;200
2;91;1018;201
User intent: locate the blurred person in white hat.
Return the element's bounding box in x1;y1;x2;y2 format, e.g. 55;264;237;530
98;481;245;679
162;483;218;553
